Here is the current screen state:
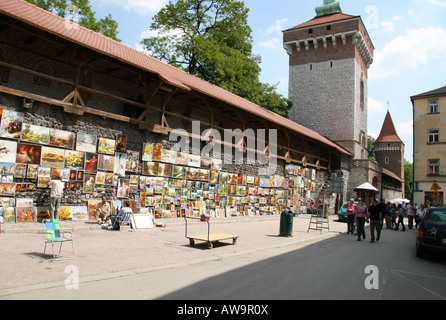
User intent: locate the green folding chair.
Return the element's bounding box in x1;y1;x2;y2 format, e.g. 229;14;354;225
43;219;75;260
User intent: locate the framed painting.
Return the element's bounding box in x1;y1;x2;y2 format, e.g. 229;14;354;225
98;154;114;172
85;153;99;174
142;143;153;161
16;143;42;165
41;146;65;168
0;139;17;163
83;174;96;194
98;138;116;155
152;143;162;162
126;150;139;173
49;128;75;149
117;178;130;199
20;124;49;145
64;150;85;170
76;133;97;153
0;109;23;139
116;134;127;152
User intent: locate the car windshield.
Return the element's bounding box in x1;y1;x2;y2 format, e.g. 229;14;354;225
341;203;349;209
426;209;446;225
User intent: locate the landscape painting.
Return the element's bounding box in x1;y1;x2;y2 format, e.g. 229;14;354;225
41;146;65;168
49;129;75;149
76;133;97;153
98;138;116;155
20;124;50;144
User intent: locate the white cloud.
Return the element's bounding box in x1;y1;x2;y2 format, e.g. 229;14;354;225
380;15;403;32
424;0;446;8
397;120;414;141
257;18;288;50
266;18;288;35
96;0;167;15
370;26;446;80
368;97;387;114
258;38;280;49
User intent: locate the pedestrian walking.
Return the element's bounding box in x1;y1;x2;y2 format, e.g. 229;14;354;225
406;202;415;229
394;204;406;231
355;199;368;241
48;175;64;220
368;199;382;243
385;201;392;229
347;198;356;234
390;203;397;228
415;204;426;228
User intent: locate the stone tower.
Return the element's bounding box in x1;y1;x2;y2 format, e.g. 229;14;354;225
283;0;374;160
375;111;405;180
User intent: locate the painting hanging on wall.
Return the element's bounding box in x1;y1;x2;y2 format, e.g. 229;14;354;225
0;109;23;139
98;138;116;155
41;146;65;168
64;150;86;170
20;124;50;145
49;128;75;149
16;143;42;165
76;133;97;153
0;139;17;163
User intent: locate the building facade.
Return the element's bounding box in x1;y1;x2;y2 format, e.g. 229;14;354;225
283;0;404;202
0;0;351;223
411;85;446;206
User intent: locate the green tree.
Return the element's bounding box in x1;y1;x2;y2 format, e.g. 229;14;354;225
26;0;120;41
405;160;413;201
367;135;376;161
142;0;292;117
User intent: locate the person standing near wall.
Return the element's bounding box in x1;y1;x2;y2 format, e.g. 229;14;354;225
48;176;64;220
347;198;357;235
355;199;368;241
368;199;382;243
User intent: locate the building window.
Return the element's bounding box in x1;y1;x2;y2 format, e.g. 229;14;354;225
429;100;439;114
385;157;389;164
360;80;365;110
428;159;440;175
428;129;439;143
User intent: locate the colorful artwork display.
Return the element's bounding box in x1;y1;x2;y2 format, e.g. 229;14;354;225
0;105;319;223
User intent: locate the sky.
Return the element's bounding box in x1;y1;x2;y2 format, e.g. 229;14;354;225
91;0;446;162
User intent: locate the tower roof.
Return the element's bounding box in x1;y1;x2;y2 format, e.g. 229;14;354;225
376;112;404;144
315;0;343;17
283;12;357;32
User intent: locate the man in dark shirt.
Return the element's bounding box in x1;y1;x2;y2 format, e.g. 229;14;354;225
368;199;382;243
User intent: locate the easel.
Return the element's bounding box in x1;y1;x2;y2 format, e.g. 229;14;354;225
308;184;330;234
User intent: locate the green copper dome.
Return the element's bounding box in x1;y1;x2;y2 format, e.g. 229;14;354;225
315;0;343;17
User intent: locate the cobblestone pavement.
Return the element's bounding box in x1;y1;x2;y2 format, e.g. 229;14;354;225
0;214;346;293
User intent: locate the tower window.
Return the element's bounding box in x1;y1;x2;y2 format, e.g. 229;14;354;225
330;61;333;68
360;80;365;110
385;157;389;164
309;28;313;34
310;64;313;71
327;25;332;31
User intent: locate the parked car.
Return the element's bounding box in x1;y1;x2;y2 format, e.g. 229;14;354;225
416;207;446;258
338;201;358;222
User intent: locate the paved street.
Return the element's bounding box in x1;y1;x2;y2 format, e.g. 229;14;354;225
0;215;445;301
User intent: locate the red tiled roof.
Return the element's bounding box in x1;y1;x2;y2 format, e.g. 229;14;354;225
376;112;404;144
284;13;358;32
0;0;352;156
